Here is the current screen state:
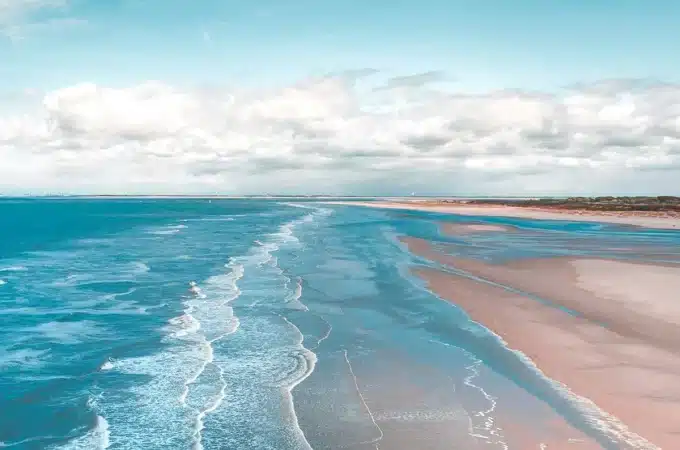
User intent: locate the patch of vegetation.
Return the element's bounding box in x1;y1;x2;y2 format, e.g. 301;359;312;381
464;196;680;212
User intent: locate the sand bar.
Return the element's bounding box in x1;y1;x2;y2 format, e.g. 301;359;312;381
405;237;680;352
404;237;680;448
327;201;680;230
439;222;516;235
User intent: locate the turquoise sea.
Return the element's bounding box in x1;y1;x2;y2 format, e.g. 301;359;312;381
2;198;679;449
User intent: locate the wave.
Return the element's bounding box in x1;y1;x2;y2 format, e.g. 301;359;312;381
0;435;62;449
277;316;317;450
178;260;244;449
100;358;115;371
99;287;137;302
26;320;105;345
0;265;27;272
182;217;236;222
147;224;188;236
0;347;50;371
96;261;245;449
130;262;150;274
193;205;330;448
285;277;307;311
81;204;332;449
59;415;110;450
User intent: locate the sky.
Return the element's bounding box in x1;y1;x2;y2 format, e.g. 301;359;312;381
1;0;680;195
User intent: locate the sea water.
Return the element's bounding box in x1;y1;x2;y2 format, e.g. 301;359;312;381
2;198;679;449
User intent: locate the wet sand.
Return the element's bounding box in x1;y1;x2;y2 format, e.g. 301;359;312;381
440;222;516;235
296;343;598;450
404;236;680;449
328;201;680;230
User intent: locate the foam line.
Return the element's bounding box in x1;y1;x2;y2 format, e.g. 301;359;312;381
0;265;27;272
427;303;655;448
312;314;333;350
397;233;657;448
462;359;508;449
343;349;384;449
278;315;316;450
192;363;227;450
185;261;244;450
428;339;508;449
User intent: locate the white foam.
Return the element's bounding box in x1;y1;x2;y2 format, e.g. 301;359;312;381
505;343;655;449
0;266;27;272
0;347;50;370
279;317;317;450
26;320;104;345
190;205;331;448
130;262;150;274
99;288;137;302
59;399;110;449
178;260;245;449
424;339;507;448
0;280;5;286
434;321;656;448
94;343;211;448
50;273;91;288
147;224;188;235
182;216;242;222
462;356;507;448
1;435;62;448
100;359;115;371
166;313;201;338
88;204;332;449
285;277;308;311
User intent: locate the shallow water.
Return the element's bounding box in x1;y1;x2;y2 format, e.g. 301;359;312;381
2;199;679;449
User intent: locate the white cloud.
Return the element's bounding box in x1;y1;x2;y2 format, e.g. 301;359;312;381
1;74;680;195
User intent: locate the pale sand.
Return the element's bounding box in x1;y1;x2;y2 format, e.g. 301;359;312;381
327;201;680;230
404;237;680;448
440;222;516;235
406;237;680;352
571;259;680;324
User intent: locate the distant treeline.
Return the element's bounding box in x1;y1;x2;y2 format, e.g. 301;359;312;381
464;196;680;212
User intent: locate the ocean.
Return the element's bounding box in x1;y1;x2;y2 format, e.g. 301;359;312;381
2;198;678;449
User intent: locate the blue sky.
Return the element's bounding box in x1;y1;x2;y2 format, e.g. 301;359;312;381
1;0;680;195
2;0;680;93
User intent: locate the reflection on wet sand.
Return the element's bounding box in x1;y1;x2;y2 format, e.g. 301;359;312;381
405;235;680;449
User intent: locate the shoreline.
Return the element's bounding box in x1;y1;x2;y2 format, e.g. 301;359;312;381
326;201;680;230
403;236;680;448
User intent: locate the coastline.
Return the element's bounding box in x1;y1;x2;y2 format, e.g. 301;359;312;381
326;201;680;230
403;236;680;449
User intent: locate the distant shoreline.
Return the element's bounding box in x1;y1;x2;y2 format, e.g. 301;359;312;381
327;200;680;230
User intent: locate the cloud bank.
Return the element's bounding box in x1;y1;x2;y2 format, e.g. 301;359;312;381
1;74;680;195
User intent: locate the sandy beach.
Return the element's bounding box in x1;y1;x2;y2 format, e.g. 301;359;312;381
403;236;680;449
328;201;680;230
